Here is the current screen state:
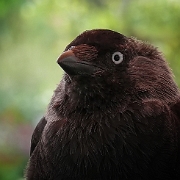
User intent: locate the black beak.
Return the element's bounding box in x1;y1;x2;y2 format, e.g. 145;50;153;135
57;50;101;76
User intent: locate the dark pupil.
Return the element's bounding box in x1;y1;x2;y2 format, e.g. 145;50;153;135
114;54;120;61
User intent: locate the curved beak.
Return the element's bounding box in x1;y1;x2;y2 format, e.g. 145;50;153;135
57;50;101;76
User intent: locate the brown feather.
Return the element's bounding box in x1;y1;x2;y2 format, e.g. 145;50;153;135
26;29;180;180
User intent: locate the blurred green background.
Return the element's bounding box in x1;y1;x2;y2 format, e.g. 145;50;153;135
0;0;180;179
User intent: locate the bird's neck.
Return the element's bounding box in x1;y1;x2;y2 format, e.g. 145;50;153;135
47;80;131;122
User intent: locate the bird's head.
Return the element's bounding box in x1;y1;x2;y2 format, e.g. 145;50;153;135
57;29;179;103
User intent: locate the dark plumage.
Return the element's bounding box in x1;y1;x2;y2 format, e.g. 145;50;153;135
26;29;180;180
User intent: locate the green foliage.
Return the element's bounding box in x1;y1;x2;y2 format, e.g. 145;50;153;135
0;153;26;180
0;0;180;179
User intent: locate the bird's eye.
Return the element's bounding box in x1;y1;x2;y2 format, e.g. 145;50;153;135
112;52;123;64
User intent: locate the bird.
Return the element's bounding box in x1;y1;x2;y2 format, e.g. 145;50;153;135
25;29;180;180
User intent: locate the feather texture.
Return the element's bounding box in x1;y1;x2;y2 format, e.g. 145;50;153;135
26;29;180;180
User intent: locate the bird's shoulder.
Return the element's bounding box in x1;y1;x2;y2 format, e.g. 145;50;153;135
171;99;180;118
30;117;47;156
128;98;170;117
170;99;180;134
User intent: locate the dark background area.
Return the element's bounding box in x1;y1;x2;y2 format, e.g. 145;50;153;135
0;0;180;179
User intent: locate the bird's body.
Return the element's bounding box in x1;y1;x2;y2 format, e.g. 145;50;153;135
26;29;180;180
